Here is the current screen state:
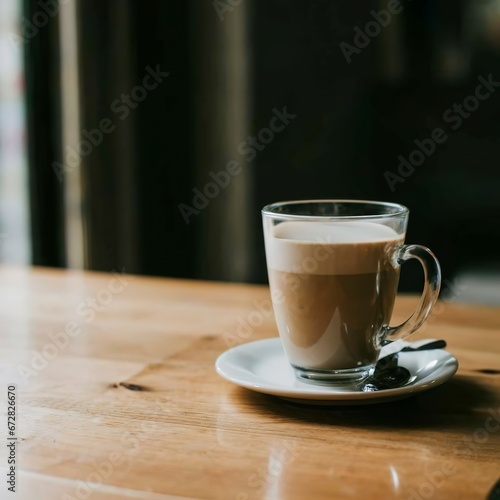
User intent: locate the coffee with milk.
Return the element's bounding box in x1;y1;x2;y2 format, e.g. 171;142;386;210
266;221;403;371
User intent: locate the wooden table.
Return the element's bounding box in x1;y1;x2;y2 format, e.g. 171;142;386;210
1;267;499;499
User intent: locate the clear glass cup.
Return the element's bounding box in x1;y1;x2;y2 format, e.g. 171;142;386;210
262;200;441;384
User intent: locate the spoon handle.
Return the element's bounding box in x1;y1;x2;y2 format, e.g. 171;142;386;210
401;339;447;352
377;339;447;366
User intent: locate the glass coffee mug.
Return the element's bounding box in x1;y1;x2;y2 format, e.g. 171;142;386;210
262;200;441;383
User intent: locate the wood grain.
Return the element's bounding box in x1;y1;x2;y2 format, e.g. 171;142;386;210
0;266;499;500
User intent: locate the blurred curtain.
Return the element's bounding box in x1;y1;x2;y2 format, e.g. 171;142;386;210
25;0;500;293
25;0;65;267
26;0;254;279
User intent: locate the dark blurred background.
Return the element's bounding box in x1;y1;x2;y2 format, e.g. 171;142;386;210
1;0;500;303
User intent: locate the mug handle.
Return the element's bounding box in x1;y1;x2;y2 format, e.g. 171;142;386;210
381;244;441;344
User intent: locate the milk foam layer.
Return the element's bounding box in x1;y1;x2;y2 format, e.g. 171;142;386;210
265;221;403;275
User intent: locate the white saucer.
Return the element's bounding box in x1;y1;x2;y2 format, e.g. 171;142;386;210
215;338;458;405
